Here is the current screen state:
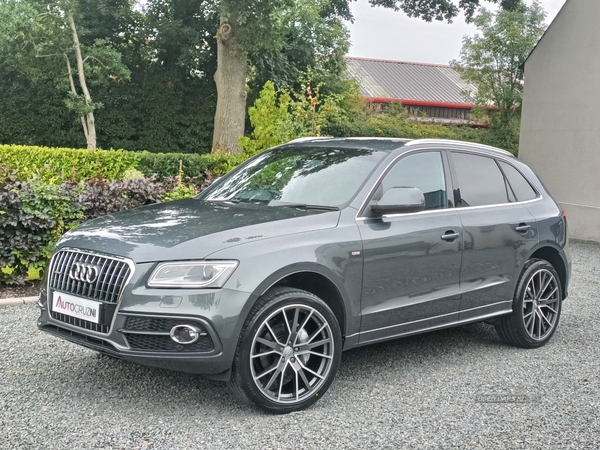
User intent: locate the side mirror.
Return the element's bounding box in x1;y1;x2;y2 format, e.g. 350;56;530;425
371;187;425;216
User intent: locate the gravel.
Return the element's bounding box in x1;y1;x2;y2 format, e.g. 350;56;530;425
2;240;600;449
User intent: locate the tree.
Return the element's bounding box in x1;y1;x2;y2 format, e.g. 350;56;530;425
211;0;526;155
212;0;351;154
0;0;130;149
451;0;547;125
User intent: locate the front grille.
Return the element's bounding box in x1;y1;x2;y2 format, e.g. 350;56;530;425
51;312;110;334
49;250;131;304
48;250;132;334
125;333;214;352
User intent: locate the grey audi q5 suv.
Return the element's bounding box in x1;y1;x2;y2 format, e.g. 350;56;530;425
38;137;570;413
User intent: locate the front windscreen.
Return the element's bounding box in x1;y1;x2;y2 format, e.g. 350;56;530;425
199;146;388;207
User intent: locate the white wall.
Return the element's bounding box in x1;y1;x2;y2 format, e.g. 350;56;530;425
520;0;600;241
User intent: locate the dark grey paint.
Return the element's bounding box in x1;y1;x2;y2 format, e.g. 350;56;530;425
38;138;571;379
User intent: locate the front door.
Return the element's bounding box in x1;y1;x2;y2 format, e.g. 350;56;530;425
357;151;463;344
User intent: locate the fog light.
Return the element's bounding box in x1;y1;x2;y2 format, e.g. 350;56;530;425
170;325;202;344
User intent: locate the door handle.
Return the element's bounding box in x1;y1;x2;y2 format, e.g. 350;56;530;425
441;231;460;241
515;223;531;233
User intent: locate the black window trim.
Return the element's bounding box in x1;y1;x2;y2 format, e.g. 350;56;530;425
446;150;542;209
356;149;453;219
496;159;541;202
355;147;543;220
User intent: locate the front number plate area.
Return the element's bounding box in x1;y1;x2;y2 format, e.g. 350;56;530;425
51;291;101;324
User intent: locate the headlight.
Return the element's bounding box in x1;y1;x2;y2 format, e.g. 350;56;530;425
147;261;239;288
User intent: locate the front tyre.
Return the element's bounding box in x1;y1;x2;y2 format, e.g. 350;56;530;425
495;259;562;348
230;287;342;413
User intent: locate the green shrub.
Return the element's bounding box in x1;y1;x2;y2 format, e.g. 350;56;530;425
0;144;247;184
74;177;169;220
137;152;246;180
0;163;214;283
0;144;140;183
122;167;146;180
239;78;356;156
163;184;199;201
0;173;82;284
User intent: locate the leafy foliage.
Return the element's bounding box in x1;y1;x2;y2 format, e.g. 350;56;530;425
0;164;215;284
0;144;140;183
240;77;520;155
451;1;547;121
247;0;351;99
73;176;168;220
0;171;82;284
0;0;131;148
367;0;509;22
137;152;246;180
239;75;353;155
0;144;244;184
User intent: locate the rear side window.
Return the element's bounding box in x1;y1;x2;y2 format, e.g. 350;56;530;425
451;152;508;207
499;161;538;202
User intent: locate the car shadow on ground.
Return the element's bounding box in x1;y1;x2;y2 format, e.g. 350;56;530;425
50;321;508;415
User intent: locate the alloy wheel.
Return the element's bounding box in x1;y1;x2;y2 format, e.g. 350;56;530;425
250;304;335;404
522;268;560;341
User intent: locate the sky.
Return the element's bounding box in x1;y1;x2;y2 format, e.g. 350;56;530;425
347;0;567;65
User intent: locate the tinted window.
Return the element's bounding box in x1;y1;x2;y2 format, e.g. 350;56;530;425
381;152;447;210
452;153;508;207
499;161;538;202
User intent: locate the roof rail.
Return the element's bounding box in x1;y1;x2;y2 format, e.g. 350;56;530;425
287;136;331;144
405;138;513;157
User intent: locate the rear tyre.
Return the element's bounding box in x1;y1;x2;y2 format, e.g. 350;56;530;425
495;259;562;348
230;287;342;414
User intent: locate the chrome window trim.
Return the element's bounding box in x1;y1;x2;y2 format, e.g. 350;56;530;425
46;248;136;336
354;147;444;220
356;196;543;221
355;146;544;221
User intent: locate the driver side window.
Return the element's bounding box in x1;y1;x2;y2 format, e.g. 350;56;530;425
378;151;448;211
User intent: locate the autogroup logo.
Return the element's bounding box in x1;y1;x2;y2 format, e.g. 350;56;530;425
69;262;100;283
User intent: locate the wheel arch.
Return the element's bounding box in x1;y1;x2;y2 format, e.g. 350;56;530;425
527;244;568;299
250;264;349;338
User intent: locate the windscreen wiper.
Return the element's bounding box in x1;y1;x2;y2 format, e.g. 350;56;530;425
268;201;339;211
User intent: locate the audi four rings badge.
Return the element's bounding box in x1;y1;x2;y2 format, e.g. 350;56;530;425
68;262;100;283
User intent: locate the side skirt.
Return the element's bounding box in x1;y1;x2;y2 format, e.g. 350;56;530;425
347;306;513;349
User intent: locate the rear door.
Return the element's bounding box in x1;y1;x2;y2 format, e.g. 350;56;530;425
448;151;539;321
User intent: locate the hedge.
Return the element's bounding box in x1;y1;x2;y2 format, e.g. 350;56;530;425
0;144;140;183
0;144;246;184
0;144;247;284
0;169;212;284
137;152;246;181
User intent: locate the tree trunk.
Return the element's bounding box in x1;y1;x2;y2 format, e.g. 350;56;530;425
212;15;247;155
67;10;96;149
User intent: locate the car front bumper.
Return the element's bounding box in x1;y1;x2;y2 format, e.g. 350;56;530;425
37;263;256;380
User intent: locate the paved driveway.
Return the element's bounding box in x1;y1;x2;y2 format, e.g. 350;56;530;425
1;240;599;449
